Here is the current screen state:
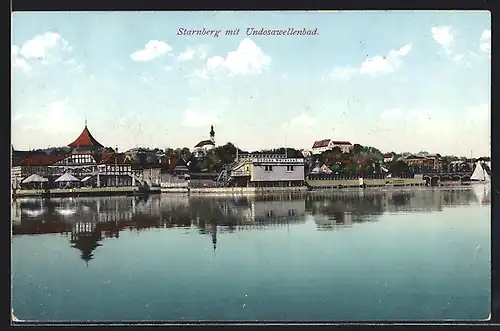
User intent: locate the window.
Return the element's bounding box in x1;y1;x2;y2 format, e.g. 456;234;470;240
286;165;294;172
264;165;273;172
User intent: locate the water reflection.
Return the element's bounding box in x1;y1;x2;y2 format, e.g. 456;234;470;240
11;187;488;264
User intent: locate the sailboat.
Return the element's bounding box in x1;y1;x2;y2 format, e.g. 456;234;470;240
470;161;490;184
470;161;491;204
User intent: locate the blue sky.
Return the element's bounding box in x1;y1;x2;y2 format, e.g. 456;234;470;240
11;11;490;156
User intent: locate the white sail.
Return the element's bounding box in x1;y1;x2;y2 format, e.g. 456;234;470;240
470;161;485;181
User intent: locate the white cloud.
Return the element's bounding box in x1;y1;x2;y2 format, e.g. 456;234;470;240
19;32;71;61
12;32;73;72
179;49;196;61
204;39;271;77
182;108;220;128
178;45;208;62
431;26;453;48
480;29;491;55
430;26;478;65
130;40;172;62
207;56;225;70
359;44;412;76
331;44;412;79
11;45;31;72
282;113;315;130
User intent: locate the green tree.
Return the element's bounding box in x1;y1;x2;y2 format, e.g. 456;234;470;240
388;160;409;175
331;146;342;157
181;147;191;160
352;143;363;155
165;148;175;158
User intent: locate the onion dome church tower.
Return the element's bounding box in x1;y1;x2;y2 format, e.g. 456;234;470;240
210;125;215;144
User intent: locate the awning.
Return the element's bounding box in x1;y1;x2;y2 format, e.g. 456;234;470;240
81;176;92;182
55;173;80;182
22;174;49;184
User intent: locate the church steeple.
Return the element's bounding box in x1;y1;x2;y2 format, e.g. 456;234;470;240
209;125;215;144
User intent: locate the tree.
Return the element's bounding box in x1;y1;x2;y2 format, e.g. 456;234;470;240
187;157;201;173
352;143;363;155
331;146;342;157
165;148;175;158
388;160;409;175
181;147;191;160
318;150;335;167
362;146;384;161
173;148;182;157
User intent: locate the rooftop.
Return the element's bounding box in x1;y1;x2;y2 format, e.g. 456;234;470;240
68;125;104;149
194;140;215;148
20;154;68;166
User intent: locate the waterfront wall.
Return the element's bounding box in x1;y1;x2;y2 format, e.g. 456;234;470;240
13;186;161;198
307;178;426;188
161;186;309;195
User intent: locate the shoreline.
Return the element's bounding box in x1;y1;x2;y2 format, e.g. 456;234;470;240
12;186;161;199
12;178;475;199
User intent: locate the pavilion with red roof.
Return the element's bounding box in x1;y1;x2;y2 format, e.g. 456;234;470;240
68;124;104;150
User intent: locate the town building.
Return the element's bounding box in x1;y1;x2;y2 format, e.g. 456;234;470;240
300;149;312;157
193;125;216;158
160;156;190;189
309;163;333;174
311;139;353;155
229;153;305;187
11;124;145;188
124;147;166;164
404;154;443;171
383;153;394;163
133;164;162;187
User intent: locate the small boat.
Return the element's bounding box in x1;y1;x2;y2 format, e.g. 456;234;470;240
470;161;491;184
470;161;491;204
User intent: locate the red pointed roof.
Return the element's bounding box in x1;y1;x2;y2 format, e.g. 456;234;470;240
68;126;104;149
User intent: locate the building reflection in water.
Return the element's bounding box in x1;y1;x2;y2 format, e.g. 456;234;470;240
12;187;487;263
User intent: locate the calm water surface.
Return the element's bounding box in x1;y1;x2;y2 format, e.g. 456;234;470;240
12;187;491;321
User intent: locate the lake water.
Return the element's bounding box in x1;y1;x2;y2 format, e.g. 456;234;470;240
11;186;491;322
